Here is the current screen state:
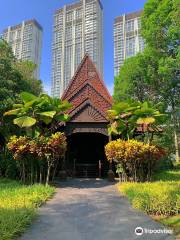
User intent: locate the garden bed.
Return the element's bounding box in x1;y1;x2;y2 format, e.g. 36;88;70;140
0;179;55;240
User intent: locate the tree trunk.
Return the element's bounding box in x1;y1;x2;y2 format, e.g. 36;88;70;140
174;128;180;163
107;132;115;181
35;169;38;183
52;160;58;182
22;162;25;183
31;160;33;184
46;162;51;186
39;166;42;184
172;110;179;163
134;168;137;182
108;134;113;172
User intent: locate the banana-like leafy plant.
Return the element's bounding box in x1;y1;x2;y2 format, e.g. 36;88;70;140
4;92;72;136
107;100;166;141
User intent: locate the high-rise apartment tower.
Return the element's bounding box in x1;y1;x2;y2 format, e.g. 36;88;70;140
51;0;103;97
1;19;42;79
114;11;145;76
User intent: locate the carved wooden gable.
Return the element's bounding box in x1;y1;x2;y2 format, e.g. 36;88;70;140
62;54;112;123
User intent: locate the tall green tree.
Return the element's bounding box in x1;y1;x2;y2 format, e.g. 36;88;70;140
114;53;155;102
15;61;42;95
141;0;180;162
0;40;29;112
114;0;180;162
0;40;27;143
0;39;43;108
0;39;43;144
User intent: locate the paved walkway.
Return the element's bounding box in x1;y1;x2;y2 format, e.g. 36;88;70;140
20;179;175;240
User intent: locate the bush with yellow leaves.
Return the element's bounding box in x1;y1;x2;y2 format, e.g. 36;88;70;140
7;132;67;185
105;139;166;182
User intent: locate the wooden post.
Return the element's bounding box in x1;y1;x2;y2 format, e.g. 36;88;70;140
73;158;76;177
99;160;102;178
59;154;67;180
107;133;115;181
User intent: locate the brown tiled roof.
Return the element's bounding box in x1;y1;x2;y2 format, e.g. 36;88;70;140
136;125;163;133
62;54;112;122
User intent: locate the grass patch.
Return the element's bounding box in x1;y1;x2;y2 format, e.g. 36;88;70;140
0;178;55;240
153;169;180;181
152;215;180;235
118;181;180;216
118;169;180;236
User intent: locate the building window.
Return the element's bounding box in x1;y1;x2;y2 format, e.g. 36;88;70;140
126;20;134;32
126;36;135;58
76;9;82;19
65;25;72;41
66;12;72;22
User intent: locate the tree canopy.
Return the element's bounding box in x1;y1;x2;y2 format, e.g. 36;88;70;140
114;53;152;102
0;39;43;114
0;39;43;144
15;61;42;96
113;0;180;161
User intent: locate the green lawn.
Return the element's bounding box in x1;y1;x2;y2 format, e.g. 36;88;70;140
118;169;180;237
153;169;180;181
0;179;55;240
154;170;180;236
153;215;180;236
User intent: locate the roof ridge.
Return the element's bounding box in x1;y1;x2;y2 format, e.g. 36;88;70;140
88;57;112;101
62;54;112;102
61;54;88;100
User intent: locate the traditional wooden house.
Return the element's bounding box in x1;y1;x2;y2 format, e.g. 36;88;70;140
61;54;112;177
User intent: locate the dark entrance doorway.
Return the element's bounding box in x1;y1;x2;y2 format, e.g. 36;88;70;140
66;133;109;178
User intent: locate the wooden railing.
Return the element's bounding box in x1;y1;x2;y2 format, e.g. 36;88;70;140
75;163;98;178
65;160;109;178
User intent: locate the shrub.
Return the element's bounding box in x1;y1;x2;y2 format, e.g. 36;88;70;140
0;152;18;179
105;139;166;181
119;181;180;216
7;132;67;185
